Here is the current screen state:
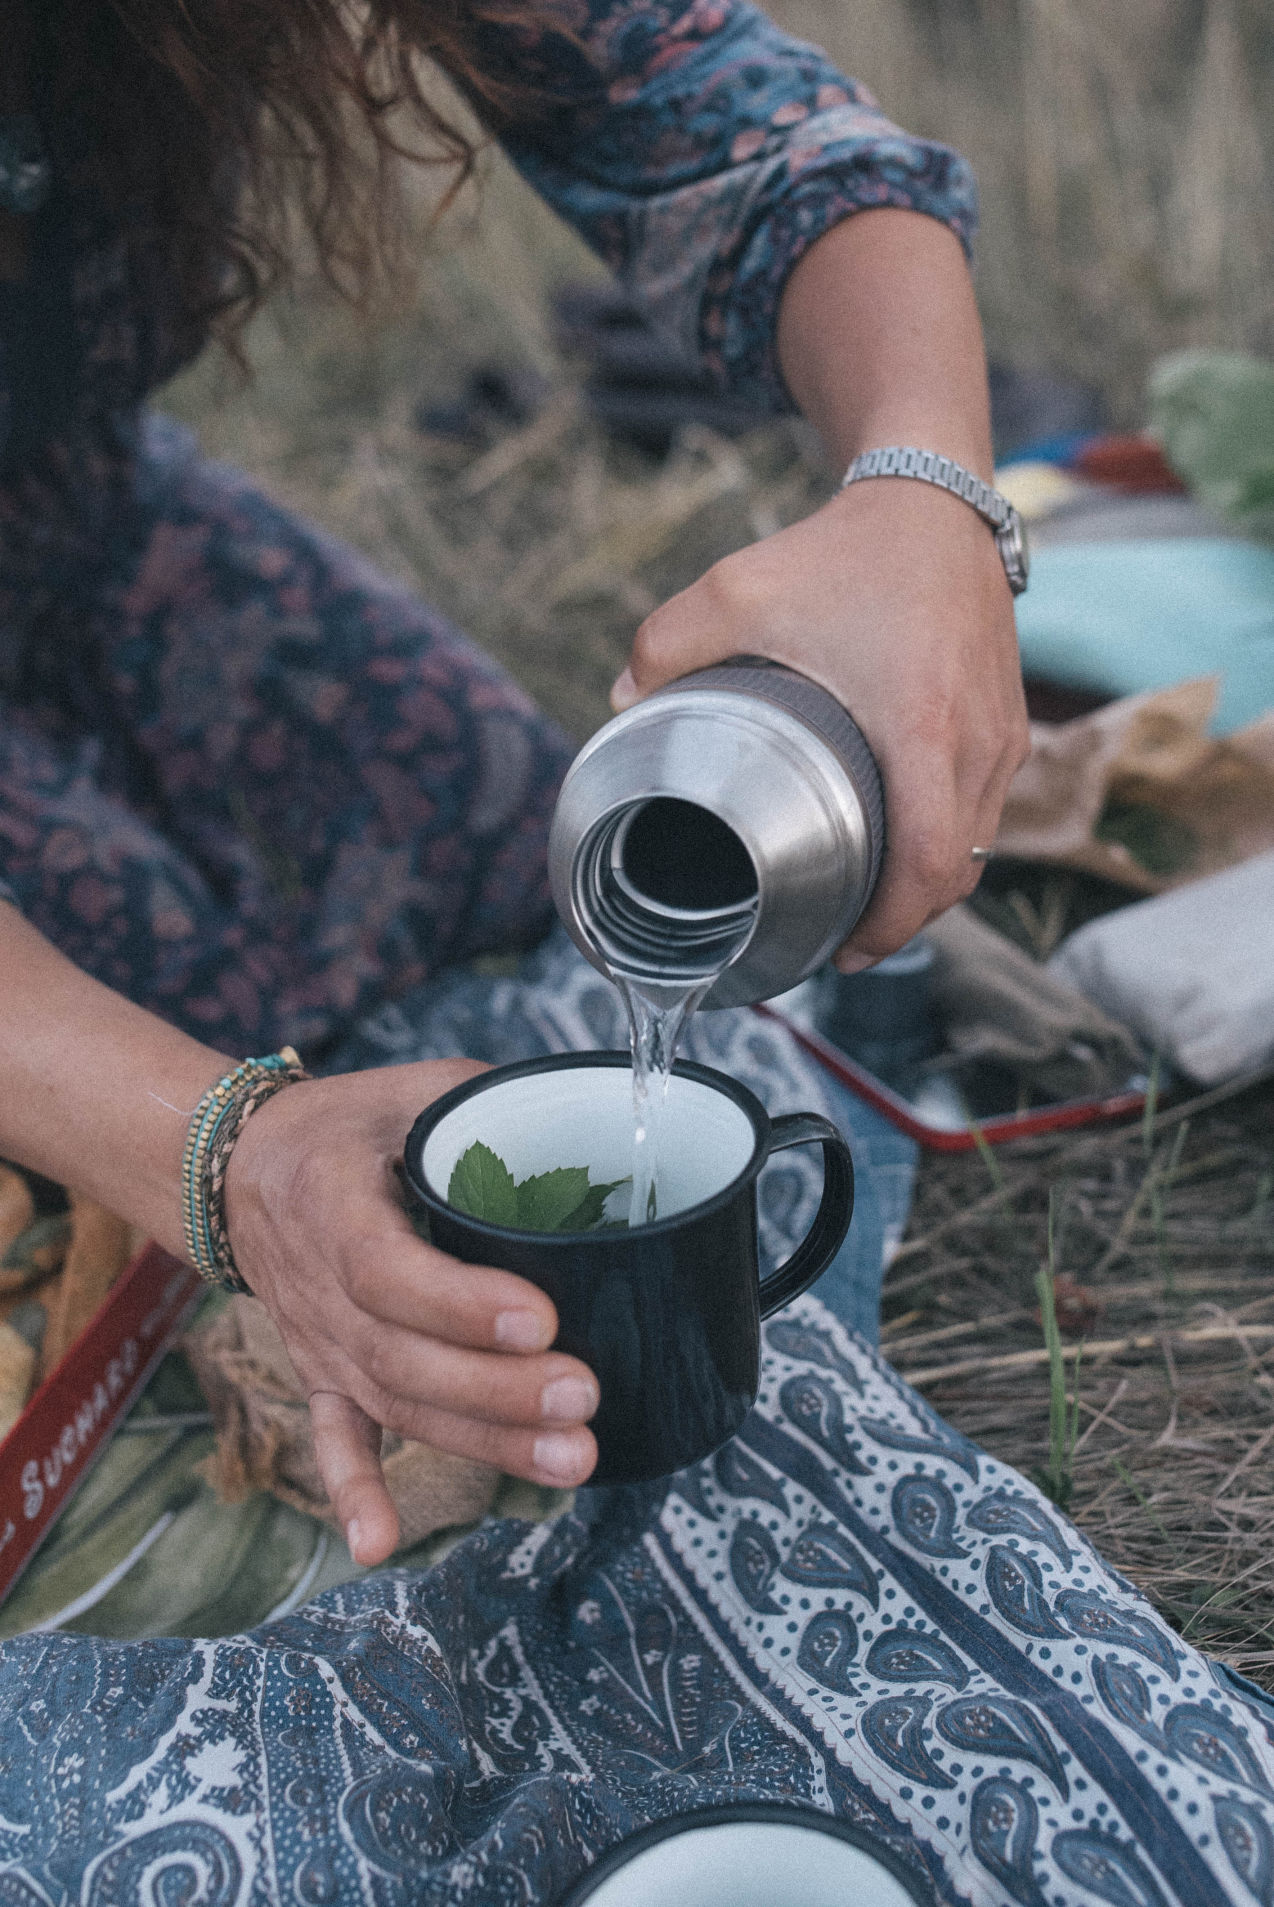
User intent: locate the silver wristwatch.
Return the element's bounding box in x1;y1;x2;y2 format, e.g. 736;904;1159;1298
841;445;1029;596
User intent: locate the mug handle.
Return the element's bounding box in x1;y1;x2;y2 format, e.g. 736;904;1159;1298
755;1113;855;1319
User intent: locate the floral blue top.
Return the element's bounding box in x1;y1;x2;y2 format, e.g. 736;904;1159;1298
0;0;975;473
488;0;977;405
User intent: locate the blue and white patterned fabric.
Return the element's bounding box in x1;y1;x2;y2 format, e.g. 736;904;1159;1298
2;933;1274;1903
1;1293;1272;1903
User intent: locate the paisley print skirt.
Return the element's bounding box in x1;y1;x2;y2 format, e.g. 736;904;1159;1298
1;1294;1272;1905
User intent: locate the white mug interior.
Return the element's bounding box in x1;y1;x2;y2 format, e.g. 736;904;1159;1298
420;1066;757;1223
576;1819;920;1907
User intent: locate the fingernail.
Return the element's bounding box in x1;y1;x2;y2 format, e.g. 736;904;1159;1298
346;1519;362;1560
533;1431;587;1483
609;667;638;712
496;1309;550;1351
540;1375;597;1422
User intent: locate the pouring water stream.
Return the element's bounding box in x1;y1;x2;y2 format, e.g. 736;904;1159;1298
616;976;708;1228
590;802;760;1225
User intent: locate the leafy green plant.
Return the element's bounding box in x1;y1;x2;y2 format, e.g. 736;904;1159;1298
446;1141;628;1232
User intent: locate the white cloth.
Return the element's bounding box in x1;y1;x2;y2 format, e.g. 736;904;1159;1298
1048;849;1274;1084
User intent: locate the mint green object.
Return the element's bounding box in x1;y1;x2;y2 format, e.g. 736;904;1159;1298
1014;538;1274;732
1151;351;1274;543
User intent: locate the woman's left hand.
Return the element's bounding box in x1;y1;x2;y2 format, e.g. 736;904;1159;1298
609;472;1029;967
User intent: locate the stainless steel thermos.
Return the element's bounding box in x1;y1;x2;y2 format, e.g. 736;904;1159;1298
548;659;885;1009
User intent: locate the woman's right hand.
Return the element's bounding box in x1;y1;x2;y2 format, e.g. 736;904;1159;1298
224;1059;601;1568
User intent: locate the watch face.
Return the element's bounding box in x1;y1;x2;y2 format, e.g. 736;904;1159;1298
996;511;1030;595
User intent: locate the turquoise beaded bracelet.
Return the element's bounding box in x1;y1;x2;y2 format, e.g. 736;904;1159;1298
181;1048;309;1291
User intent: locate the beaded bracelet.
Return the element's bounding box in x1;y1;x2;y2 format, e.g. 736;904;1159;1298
181;1048;310;1292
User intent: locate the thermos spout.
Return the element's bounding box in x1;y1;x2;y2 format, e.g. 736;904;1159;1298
548;660;885;1009
572;795;761;989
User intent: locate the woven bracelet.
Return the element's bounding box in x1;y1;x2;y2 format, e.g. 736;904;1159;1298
181;1048;310;1292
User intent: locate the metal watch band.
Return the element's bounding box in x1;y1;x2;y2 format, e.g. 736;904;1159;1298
841;446;1029;596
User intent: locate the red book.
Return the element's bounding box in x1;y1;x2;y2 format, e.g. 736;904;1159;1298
0;1245;202;1608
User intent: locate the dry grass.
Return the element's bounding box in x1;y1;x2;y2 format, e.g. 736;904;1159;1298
165;249;834;739
786;0;1274;420
884;1076;1274;1687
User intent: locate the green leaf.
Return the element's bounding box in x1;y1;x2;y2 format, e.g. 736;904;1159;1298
557;1178;630;1233
515;1166;592;1232
447;1143;631;1232
447;1142;518;1226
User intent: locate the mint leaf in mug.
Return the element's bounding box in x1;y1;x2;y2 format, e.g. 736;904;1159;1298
447;1144;628;1231
556;1178;630;1231
515;1165;591;1231
447;1141;518;1226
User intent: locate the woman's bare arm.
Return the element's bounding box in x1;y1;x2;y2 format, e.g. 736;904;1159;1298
0;903;227;1250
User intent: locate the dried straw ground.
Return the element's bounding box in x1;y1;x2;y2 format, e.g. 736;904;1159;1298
883;1074;1274;1689
165;1;1274;1680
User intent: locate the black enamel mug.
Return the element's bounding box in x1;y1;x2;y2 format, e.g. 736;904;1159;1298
402;1052;854;1484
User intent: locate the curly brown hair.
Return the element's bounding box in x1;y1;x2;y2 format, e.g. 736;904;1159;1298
46;0;575;353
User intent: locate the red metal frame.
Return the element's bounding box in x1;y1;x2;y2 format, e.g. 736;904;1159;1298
0;1245;202;1609
756;1002;1147;1151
